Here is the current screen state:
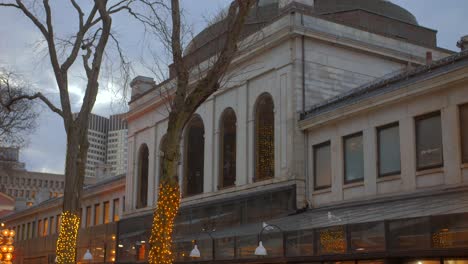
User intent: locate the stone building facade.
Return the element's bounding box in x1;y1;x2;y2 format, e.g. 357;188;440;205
120;0;468;263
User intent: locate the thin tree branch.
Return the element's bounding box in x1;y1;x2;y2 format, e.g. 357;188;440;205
3;92;63;117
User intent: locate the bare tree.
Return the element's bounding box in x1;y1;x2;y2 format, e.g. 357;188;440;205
0;70;38;147
0;1;136;263
133;1;257;263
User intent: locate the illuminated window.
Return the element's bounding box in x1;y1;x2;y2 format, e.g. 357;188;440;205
377;122;401;177
86;206;92;227
460;104;468;163
113;199;120;222
94;203;101;226
103;201;110;224
219;108;237;189
254;93;275;181
136;144;149;209
184;116;205;197
314;141;331;190
344;132;364;184
415;112;443;170
43;218;49;236
38;220;42;237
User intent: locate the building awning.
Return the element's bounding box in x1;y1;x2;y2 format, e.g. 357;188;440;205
175;186;468;242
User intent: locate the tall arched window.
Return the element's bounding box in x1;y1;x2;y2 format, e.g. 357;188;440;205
255;93;275;181
184;116;205;196
219;108;237;189
158;135;167;186
137;144;149;209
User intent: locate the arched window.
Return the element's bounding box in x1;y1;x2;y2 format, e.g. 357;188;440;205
184;116;205;196
136;144;149;208
219;108;237;189
255;93;275;181
158;135;167;186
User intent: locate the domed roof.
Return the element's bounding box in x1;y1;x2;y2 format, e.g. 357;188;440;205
314;0;418;25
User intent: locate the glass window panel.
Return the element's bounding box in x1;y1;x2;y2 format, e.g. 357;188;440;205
404;260;440;264
137;144;149;208
196;239;213;261
173;241;193;262
416;112;443;170
255;93;275;181
432;213;468;248
378;123;401;176
358;261;385;264
86;206;92;227
245;193;271;224
113;199;120;222
215;237;235;260
184;116;205;196
103;201;110;224
445;259;468;264
350;222;385;252
43;218;49;236
318;226;346;255
285;230;314;257
461;104;468;163
389;217;431;250
236;235;257;259
344;133;364;183
94;203;101;226
220;108;237;188
263;232;283;257
314;142;332;189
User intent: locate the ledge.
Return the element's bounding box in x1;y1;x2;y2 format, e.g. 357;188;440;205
343;181;365;189
377;174;401;183
312;188;332;195
416;167;444;177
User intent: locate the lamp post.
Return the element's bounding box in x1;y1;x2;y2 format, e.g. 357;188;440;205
189;227;215;260
254;222;284;257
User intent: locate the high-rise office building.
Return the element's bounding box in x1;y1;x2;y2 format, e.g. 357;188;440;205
77;113;128;179
106;114;128;176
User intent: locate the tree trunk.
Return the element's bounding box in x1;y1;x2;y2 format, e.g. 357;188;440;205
148;114;187;264
56;125;89;264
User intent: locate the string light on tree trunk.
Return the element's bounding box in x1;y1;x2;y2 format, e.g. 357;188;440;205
55;211;80;264
148;183;181;264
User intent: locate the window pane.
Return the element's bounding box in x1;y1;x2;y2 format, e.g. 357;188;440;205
350;222;385;252
215;237;235;260
184;116;205;196
113;199;120;222
445;259;468;264
220;108;237;188
103;201;110;224
314;142;331;189
263;231;283;257
432;213;468;248
236;235;257;259
318;226;346;255
378;124;401;176
461;104;468;163
86;206;91;227
389;217;430;250
285;230;314;256
94;203;101;226
137;144;149;208
416;113;443;170
255;94;275;181
344;133;364;183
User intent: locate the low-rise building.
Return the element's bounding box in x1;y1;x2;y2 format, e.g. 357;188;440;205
1;175;125;264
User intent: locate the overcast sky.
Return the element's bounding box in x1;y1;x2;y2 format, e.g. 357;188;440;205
0;0;466;174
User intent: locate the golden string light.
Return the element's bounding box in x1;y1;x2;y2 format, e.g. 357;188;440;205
0;223;15;264
55;211;80;264
148;183;181;264
319;226;346;254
